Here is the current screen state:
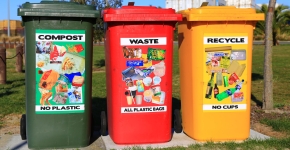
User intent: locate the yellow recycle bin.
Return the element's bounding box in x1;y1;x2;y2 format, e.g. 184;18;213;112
177;6;264;141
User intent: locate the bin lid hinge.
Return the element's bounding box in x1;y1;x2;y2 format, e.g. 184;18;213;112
128;2;134;6
200;2;208;7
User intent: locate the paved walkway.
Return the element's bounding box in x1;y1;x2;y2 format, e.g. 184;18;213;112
1;130;270;150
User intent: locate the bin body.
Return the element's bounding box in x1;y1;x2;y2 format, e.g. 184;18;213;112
178;6;264;141
18;1;99;149
103;6;182;144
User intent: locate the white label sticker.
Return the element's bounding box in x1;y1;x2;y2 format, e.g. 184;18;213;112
204;37;248;44
35;105;85;111
36;34;85;42
203;104;246;110
121;106;167;113
120;37;167;45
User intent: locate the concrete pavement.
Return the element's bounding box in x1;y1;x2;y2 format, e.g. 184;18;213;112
1;129;270;150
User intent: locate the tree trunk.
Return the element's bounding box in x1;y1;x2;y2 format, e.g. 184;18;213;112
263;0;276;110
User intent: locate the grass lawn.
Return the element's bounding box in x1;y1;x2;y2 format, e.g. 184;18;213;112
0;45;290;149
0;49;26;119
251;45;290;108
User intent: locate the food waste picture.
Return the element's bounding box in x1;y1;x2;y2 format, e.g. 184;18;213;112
35;30;86;114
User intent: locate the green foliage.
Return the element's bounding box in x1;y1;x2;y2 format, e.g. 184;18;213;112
94;18;105;44
68;0;123;43
255;4;290;45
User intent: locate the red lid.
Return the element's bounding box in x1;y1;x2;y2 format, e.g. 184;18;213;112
103;2;182;22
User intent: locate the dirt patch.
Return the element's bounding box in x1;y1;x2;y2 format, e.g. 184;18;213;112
250;105;290;138
0;114;21;135
93;67;105;73
251;122;287;138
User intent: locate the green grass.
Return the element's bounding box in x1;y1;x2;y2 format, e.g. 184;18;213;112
251;45;290;107
261;116;290;134
187;138;290;150
93;45;106;72
104;138;290;149
172;45;180;100
1;45;290;149
0;49;25;127
91;46;107;126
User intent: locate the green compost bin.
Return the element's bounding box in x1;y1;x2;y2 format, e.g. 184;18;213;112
18;1;99;149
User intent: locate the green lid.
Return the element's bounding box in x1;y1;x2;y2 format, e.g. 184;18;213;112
18;1;100;18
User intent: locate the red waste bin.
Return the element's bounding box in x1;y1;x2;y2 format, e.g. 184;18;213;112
102;3;182;144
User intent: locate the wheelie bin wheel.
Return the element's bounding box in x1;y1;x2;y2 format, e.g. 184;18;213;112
174;109;182;133
20;114;27;140
100;111;107;136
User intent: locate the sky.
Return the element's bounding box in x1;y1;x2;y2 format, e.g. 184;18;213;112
0;0;289;21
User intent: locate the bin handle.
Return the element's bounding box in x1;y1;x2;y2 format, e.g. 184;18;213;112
128;2;135;6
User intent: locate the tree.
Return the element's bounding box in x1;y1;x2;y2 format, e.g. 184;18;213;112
263;0;276;110
68;0;89;5
255;4;290;46
68;0;123;44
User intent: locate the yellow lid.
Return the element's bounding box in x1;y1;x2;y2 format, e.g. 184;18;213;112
178;6;265;21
